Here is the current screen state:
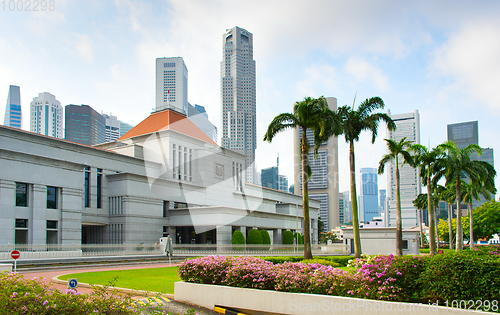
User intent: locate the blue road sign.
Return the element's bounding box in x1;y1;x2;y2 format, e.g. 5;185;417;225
68;278;78;289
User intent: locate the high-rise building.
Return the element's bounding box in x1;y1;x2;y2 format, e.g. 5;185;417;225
379;189;386;218
278;175;289;193
220;26;257;184
155;57;188;114
65;105;105;146
261;166;278;190
4;85;22;129
294;97;339;232
341;191;351;224
447;120;495;206
30;92;63;138
386;110;421;229
119;121;134;137
359;168;379;222
186;103;218;144
102;113;120;143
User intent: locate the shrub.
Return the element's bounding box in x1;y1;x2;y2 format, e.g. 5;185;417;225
260;256;303;264
0;272;140;314
293;232;303;245
224;257;275;290
282;230;294;244
302;258;340;267
177;255;233;284
247;228;263;244
231;230;245;250
260;230;271;244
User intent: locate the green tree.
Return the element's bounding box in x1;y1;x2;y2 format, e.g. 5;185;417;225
328;97;395;258
378;137;413;255
437;183;457;248
437;217;470;243
264;96;334;259
436;141;493;250
246;228;263;244
231;230;245;244
410;144;444;255
282;230;294;245
473;200;500;240
412;193;428;247
260;229;271;245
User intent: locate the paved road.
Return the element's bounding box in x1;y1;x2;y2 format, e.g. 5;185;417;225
20;262;219;315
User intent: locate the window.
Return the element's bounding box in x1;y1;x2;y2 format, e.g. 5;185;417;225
402;240;409;250
163;201;170;218
47;186;57;209
46;220;58;244
15;219;28;244
97;168;103;208
163;226;169;237
16;183;28;207
84;167;90;207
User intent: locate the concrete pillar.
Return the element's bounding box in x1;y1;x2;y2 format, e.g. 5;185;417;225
274;228;282;245
0;180;16;244
60;187;82;246
216;225;232;245
32;184;47;245
240;226;247;242
268;230;274;245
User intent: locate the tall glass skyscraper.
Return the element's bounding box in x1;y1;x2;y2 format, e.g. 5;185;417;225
65;104;105;146
221;26;257;184
386;110;421;229
30;92;63;138
155;57;188;114
4;85;22;129
359;168;379;222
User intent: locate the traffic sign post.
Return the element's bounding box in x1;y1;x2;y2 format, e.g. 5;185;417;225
11;250;20;273
68;278;78;292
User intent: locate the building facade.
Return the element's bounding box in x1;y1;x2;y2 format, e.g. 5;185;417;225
359;168;379;222
65;105;106;146
0;109;318;246
220;26;257;184
156;57;188;114
261;166;278;190
119;121;134;137
102;113;120;143
4;85;22;129
30;92;63;139
294;97;339;232
386;110;421;229
186;103;218;144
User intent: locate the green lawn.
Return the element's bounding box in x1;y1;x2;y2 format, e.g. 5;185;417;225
59;267;180;294
419;248;455;254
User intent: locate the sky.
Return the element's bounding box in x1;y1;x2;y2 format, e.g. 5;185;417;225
1;0;500;198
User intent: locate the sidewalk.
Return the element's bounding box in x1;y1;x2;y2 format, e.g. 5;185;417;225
20;262;219;315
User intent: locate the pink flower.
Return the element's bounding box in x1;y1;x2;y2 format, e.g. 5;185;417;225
43;300;48;305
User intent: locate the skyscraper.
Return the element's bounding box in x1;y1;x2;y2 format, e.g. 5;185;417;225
155;57;188;114
119;121;134;137
4;85;22;129
221;26;257;184
186;103;218;144
386;110;421;229
359;168;379;222
261;166;278;190
65;105;105;146
102;113;120;143
379;189;387;217
341;191;351;224
294;97;339;232
30;92;63;138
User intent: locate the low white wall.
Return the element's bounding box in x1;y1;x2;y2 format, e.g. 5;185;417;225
0;251;82;260
0;263;12;272
175;282;490;315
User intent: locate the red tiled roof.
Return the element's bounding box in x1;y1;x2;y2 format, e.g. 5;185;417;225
118;109;218;145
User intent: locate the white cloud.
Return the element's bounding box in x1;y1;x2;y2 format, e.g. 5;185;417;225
345;57;390;91
74;34;94;63
296;64;339;98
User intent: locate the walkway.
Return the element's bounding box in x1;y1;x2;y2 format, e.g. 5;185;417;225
20;262;219;315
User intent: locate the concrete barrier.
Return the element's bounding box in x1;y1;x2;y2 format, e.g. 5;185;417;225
175;282;492;315
0;263;12;272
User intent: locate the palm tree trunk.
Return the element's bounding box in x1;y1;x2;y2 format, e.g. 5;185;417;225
419;209;424;248
349;140;362;258
448;203;453;249
427;166;436;255
469;203;474;250
434;203;440;250
301;127;312;259
395;158;402;255
456;180;463;251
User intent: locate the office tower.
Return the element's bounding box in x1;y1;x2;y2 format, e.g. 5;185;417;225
186;103;218;144
30;92;63;138
447;120;495;206
65;105;105;146
155;57;188;114
359;168;379;222
102;113;120;143
289;184;295;195
339;194;345;225
386;110;421;229
278;175;289;193
4;85;22;129
221;26;257;184
261;166;278;190
379;189;386;219
341;191;351;224
294;97;339;232
119;121;134;137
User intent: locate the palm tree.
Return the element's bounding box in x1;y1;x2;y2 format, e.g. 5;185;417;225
436;141;493;251
413;193;428;247
439;183;457;249
378;137;413;255
410;144;444;255
264;96;334;259
461;164;496;249
329;96;395;258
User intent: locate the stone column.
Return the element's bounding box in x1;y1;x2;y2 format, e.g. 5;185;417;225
0;180;16;244
240;226;247;241
32;184;47;245
60;187;82;246
216;225;232;245
274;228;282;245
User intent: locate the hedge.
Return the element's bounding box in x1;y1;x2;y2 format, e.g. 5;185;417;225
247;228;263;244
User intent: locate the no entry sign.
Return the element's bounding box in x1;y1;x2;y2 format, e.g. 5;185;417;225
11;250;20;260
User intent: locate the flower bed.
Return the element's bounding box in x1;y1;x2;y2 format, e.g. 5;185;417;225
178;246;500;312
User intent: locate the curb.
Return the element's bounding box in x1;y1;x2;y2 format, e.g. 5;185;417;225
51;276;175;300
214;305;250;315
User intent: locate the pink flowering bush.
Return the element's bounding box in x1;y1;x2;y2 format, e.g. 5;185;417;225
224;256;275;290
